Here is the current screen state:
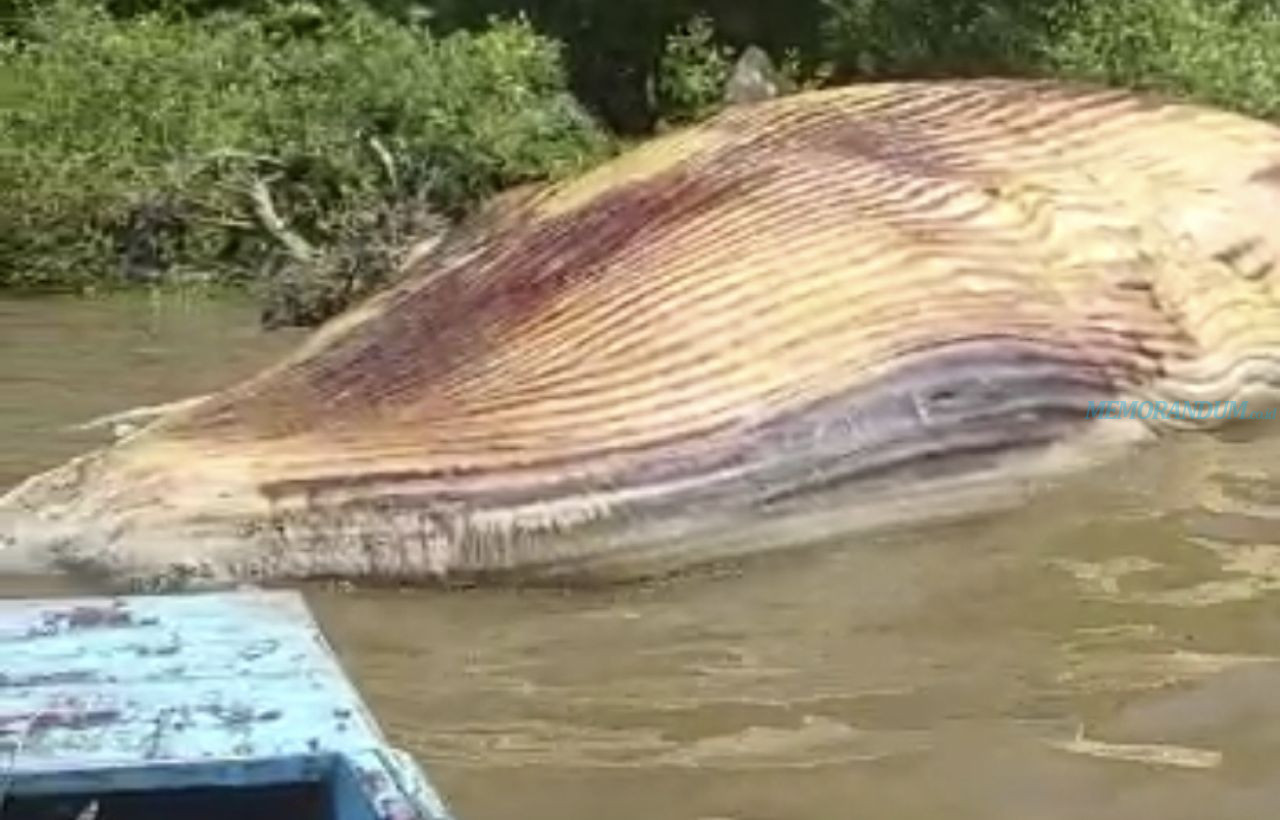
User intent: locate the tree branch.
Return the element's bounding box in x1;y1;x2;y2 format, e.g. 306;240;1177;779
247;177;314;262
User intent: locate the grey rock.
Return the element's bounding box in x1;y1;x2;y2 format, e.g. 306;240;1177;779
723;46;790;106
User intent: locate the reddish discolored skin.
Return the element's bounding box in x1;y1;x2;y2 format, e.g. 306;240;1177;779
3;79;1280;589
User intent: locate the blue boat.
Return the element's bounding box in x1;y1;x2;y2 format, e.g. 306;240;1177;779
0;590;453;820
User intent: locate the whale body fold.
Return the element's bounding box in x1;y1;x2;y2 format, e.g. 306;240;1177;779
4;79;1280;588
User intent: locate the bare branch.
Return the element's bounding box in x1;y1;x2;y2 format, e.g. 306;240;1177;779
247;177;314;262
367;136;399;190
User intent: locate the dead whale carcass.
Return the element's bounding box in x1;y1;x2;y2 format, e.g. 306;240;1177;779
4;79;1280;588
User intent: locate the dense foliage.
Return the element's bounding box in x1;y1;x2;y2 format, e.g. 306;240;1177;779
0;0;611;316
3;0;1278;323
1043;0;1280;119
419;0;1280;132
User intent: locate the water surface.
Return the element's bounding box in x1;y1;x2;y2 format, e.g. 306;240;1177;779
5;296;1280;819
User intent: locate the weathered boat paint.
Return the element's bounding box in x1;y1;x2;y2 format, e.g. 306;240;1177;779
0;590;452;819
2;79;1280;587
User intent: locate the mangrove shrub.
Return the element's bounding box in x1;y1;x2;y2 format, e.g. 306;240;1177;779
0;0;611;310
1043;0;1280;119
3;0;1279;323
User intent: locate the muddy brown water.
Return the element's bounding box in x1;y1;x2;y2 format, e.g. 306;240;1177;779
5;295;1280;819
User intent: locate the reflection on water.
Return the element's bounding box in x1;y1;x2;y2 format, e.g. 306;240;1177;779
6;296;1280;819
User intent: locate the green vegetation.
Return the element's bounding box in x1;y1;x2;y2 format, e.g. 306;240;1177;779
0;0;612;321
819;0;1280;116
1043;0;1280;118
655;16;735;126
3;0;1278;324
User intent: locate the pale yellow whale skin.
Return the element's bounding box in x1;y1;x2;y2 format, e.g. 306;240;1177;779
3;79;1280;589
